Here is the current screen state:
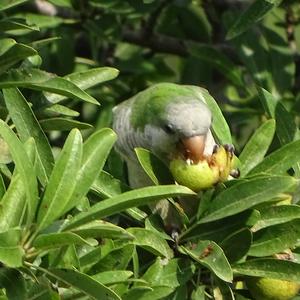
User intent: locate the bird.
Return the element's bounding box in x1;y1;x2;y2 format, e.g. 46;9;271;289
112;82;218;230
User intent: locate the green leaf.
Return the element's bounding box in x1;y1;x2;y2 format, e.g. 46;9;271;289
127;228;173;259
40;118;93;131
62;128;116;214
0;0;29;10
226;0;283;40
0;120;38;225
0;68;99;105
257;88;298;147
0;43;36;75
0;174;26;231
199;176;296;223
252;204;300;232
37;129;83;231
196;87;232;144
89;243;134;273
142;257;195;288
180;210;259;243
239;119;276;176
135;148;173;185
189;44;244;87
0;18;39;32
92;271;133;285
220;228;252;263
45;67;119;103
180;240;233;282
122;286;174;300
249;219;300;257
63;185;195;230
46;269;121;300
249;139;300;175
233;258;300;282
0;268;26;300
0;228;24;267
3;88;54;183
33;232;92;250
44;104;80;117
71;220;134;240
92;171;130;198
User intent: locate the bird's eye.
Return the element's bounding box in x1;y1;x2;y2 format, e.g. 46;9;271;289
164;124;175;134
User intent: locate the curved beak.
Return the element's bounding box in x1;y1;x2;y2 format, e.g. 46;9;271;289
181;135;206;163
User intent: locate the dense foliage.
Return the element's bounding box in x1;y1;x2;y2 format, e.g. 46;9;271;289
0;0;300;299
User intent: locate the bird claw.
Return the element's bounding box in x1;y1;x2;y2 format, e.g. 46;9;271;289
230;168;240;178
224;144;235;155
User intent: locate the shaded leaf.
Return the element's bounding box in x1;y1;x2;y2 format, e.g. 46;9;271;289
0;268;26;300
135;148;173;185
0;0;29;10
0;43;36;75
226;0;282;40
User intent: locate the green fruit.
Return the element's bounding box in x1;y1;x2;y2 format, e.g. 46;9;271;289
169;159;219;191
246;277;300;300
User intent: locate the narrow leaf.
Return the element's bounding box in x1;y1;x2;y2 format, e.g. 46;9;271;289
37;129;82;231
0;68;99;105
0;0;29;10
249;139;300;175
239;119;275;176
233;258;300;282
46;67;119;103
252;204;300;232
180;241;233;282
47;269;121;300
226;0;282;40
199;176;296;223
0;43;36;75
33;232;92;250
249;219;300;257
0;120;38;224
63;185;195;230
3;88;54;182
0;228;24;267
135;148;173;185
62;128;116;214
0;174;26;231
40;118;93;131
127;228;173;259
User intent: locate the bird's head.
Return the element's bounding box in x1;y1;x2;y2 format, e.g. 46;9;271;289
131;83;214;163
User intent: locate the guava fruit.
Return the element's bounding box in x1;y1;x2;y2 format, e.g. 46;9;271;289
169;145;235;191
245;277;300;300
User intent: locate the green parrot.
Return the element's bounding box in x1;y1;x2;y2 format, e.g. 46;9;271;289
112;82;218;230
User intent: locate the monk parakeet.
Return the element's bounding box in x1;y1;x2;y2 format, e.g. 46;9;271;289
112;83;219;229
113;82;216;187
